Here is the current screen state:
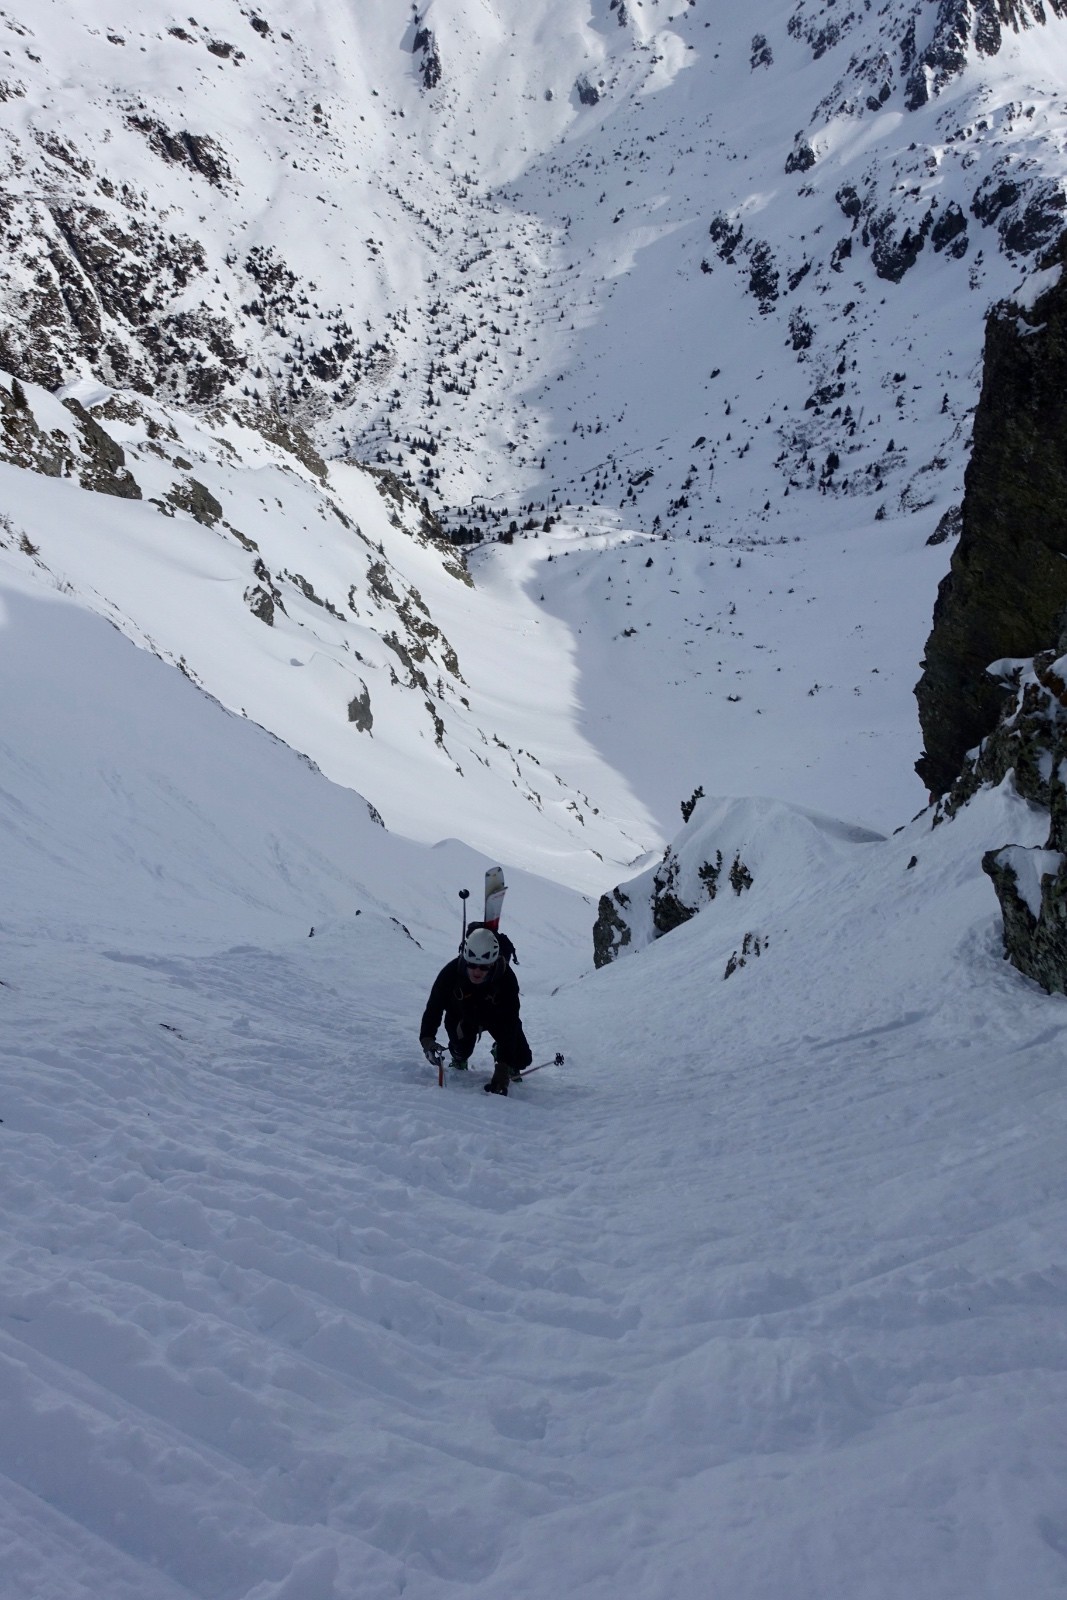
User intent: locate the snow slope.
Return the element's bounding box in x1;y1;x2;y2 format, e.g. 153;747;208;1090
3;5;1067;1594
0;374;656;888
3;566;1067;1599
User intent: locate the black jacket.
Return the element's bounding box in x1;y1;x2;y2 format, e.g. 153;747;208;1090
420;957;525;1058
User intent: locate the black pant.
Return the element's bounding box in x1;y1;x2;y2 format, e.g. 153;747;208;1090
445;1012;532;1068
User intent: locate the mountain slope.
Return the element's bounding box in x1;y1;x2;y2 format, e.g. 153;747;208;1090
3;7;1067;1590
2;565;1066;1600
3;0;1065;526
0;371;655;883
3;0;1067;845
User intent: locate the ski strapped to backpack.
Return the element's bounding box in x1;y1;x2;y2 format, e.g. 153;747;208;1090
459;867;516;967
483;864;506;931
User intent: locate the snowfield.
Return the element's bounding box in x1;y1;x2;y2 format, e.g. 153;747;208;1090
3;0;1067;1595
2;572;1066;1599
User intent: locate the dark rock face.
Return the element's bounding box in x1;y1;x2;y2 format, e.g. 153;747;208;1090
973;169;1067;258
931;201;969;257
936;648;1067;992
976;0;1067;50
593;889;632;969
825;174;981;288
708;212;744;263
165;477;223;525
940;650;1067;825
835;184;863;223
0;193;247;402
904;0;970;110
788;308;814;352
927;503;963;547
124;117;232;188
747;241;780;313
347;682;374;732
650;851;696;936
983;844;1067;994
784;138;816;175
0;379;141;497
62;398;142;499
0;168;378;417
0;378;68;476
905;0;1067;109
247;558;285;624
750;34;773;70
790;0;1065;116
1000;183;1067;258
243;409;328;482
915;233;1067;797
931;646;1067;991
869;204;934;283
591;841;754;968
245;584;276;625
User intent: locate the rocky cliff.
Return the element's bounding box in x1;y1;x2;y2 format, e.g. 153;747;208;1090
917;225;1067;991
915;232;1067;796
933;645;1067;994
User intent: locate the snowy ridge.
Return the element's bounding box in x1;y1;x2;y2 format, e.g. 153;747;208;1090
593;791;885;964
0;371;654;883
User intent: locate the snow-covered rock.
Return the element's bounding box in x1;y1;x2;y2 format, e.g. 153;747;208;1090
593;790;883;966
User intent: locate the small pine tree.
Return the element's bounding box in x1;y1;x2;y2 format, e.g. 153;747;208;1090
680;786;705;825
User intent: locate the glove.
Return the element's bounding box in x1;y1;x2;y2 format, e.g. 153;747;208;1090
421;1037;445;1067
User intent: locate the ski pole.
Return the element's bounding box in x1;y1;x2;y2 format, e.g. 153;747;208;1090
520;1052;565;1078
459;887;469;947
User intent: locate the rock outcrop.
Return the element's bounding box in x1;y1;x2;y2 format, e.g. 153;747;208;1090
935;646;1067;993
984;841;1067;994
915;233;1067;797
592;888;632;969
592;797;762;967
590;794;881;970
0;374;141;497
904;0;1067;109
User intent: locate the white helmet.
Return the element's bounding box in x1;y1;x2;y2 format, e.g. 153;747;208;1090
462;927;499;968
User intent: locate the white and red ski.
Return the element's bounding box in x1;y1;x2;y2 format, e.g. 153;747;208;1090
483;866;506;932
